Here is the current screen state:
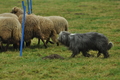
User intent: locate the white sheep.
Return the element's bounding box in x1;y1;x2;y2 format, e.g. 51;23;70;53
11;7;68;46
11;7;68;34
0;13;18;19
0;17;21;51
37;16;59;46
47;16;68;34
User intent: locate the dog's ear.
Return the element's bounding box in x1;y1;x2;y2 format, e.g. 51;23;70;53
59;31;63;36
69;34;74;40
59;31;65;39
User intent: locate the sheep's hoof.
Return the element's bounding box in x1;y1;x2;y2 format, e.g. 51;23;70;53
44;46;47;48
49;41;54;44
57;42;59;46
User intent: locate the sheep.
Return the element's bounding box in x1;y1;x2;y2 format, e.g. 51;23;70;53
47;16;68;34
37;16;59;46
10;7;67;45
37;16;68;45
0;13;19;50
11;7;24;17
11;7;58;46
43;16;68;44
0;13;18;19
0;17;21;51
58;31;113;58
18;14;47;48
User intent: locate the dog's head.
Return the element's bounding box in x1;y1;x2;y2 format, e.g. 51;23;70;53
58;31;71;46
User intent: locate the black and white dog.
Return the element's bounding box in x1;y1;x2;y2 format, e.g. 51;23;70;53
58;31;113;58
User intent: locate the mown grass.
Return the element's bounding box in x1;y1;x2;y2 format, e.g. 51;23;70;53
0;0;120;80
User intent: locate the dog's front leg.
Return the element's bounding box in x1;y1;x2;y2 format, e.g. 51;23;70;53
70;50;80;58
70;53;76;58
97;51;101;57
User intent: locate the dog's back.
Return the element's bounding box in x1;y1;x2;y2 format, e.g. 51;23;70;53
69;32;109;50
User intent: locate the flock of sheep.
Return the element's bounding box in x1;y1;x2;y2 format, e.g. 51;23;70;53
0;7;68;51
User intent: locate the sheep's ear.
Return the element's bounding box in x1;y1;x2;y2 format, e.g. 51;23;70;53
11;7;14;11
14;7;17;11
11;7;16;13
13;7;18;11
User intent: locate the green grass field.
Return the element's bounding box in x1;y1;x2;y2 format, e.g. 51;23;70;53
0;0;120;80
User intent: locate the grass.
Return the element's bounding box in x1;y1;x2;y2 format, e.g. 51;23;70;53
0;0;120;80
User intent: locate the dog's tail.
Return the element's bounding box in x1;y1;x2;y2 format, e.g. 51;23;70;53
108;42;113;50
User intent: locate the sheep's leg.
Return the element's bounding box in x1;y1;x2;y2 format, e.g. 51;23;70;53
13;41;20;50
38;39;40;45
49;41;54;44
4;42;10;51
41;38;47;48
13;44;17;49
46;38;50;44
48;39;59;45
50;37;59;46
56;42;59;46
0;41;4;52
26;41;31;47
46;38;55;44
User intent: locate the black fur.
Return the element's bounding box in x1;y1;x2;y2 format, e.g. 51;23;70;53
58;31;113;58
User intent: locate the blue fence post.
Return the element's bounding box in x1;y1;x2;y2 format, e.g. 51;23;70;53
20;1;26;56
30;0;32;13
27;0;31;14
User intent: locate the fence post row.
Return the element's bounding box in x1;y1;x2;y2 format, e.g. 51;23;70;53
20;0;32;56
27;0;32;14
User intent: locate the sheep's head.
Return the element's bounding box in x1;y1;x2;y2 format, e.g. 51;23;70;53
11;7;23;17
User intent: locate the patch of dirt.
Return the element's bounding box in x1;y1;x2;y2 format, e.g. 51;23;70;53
42;54;65;60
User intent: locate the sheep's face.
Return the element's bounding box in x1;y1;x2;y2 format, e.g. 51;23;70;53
11;7;18;14
11;7;23;17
